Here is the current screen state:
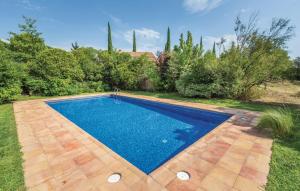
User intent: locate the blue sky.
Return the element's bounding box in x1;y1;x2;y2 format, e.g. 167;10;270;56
0;0;299;57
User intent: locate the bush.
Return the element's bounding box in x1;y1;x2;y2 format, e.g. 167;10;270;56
165;17;293;100
78;81;105;93
25;78;85;96
174;51;219;98
31;48;84;81
43;78;79;96
257;108;294;137
143;61;161;91
0;85;22;104
24;78;47;95
24;48;85;96
72;47;103;82
0;51;24;103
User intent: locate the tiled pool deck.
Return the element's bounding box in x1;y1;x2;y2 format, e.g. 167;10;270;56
14;93;272;191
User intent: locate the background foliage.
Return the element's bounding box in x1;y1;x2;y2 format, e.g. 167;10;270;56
0;15;296;103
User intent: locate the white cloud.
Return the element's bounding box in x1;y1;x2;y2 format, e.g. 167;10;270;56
183;0;223;13
102;12;128;28
19;0;42;11
40;17;64;25
238;8;249;14
124;28;161;52
110;15;122;25
240;8;247;13
124;28;160;42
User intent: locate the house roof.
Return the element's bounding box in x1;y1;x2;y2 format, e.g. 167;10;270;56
127;52;157;62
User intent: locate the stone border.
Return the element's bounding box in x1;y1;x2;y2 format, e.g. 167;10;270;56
14;93;272;191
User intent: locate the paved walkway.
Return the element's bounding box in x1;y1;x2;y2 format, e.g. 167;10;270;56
14;93;272;191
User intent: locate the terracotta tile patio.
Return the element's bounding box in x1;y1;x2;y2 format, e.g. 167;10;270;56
14;93;273;191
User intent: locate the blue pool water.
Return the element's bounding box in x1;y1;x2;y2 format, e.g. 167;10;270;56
47;95;231;174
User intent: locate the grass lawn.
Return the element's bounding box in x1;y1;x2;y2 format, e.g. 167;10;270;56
0;95;47;191
256;81;300;105
0;104;25;191
0;91;299;190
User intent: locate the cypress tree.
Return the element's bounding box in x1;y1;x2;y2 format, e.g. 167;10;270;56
179;33;184;49
107;22;113;53
212;42;216;55
133;30;136;52
186;31;193;47
200;36;203;50
164;27;171;52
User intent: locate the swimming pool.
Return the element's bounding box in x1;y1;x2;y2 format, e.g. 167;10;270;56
47;95;231;174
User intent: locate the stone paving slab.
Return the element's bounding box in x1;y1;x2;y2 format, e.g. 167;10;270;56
13;93;273;191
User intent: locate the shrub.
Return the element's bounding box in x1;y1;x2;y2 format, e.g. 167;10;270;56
25;48;85;96
43;78;78;96
31;48;84;81
25;78;83;96
257;108;294;137
165;16;293;100
78;81;105;93
72;47;103;82
0;85;22;104
0;51;24;103
174;51;219;98
24;78;47;95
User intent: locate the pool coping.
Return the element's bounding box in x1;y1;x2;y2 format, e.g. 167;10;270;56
14;93;273;191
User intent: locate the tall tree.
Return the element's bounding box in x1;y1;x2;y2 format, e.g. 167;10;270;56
179;33;184;49
18;16;41;36
200;36;203;50
9;16;45;62
107;22;113;53
164;27;171;53
186;31;193;47
212;42;216;55
133;30;136;52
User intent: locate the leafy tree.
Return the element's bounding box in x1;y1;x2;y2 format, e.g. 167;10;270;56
157;53;171;90
176;51;218;97
0;44;24;103
27;48;84;95
164;27;171;52
167;15;293;99
225;15;294;99
9;16;45;63
72;47;102;82
99;51;131;89
31;48;83;80
107;22;113;53
18;16;42;36
133;30;136;52
117;54;160;90
0;14;295;101
143;59;161;91
166;31;197;91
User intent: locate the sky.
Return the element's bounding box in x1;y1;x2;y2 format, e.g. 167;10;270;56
0;0;299;57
